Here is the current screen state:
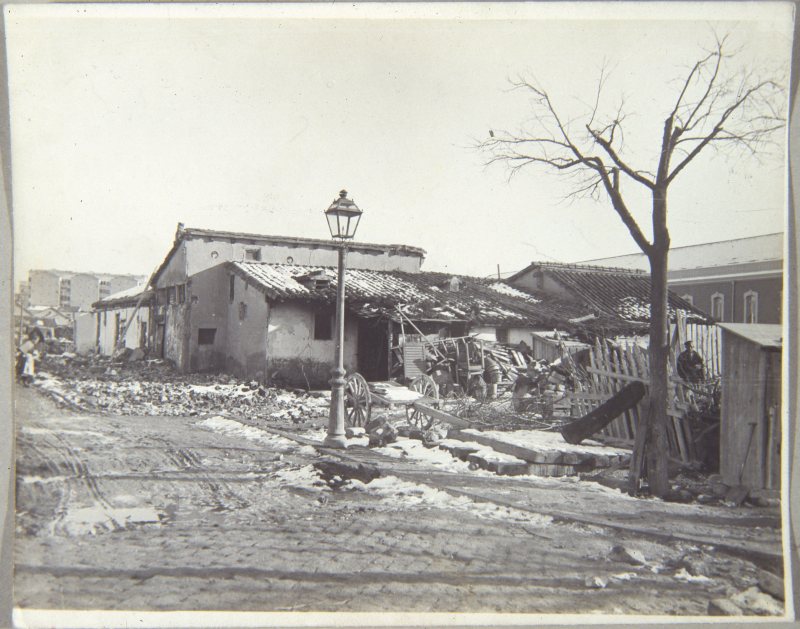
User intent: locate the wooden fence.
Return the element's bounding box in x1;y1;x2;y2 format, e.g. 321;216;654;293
670;319;722;379
567;317;720;463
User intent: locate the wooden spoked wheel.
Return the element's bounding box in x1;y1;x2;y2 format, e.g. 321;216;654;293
344;373;371;427
406;374;439;430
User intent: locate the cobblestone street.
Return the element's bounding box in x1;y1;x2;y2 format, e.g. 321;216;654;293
14;386;785;617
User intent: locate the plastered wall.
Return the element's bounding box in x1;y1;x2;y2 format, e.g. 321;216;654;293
265;301;358;387
184;237;422;277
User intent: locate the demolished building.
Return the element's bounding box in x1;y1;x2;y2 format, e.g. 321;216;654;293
84;224;711;386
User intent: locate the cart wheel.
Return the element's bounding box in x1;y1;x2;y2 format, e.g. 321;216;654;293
345;373;371;427
407;374;439;430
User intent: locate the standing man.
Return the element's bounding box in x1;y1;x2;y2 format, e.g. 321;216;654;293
677;340;705;383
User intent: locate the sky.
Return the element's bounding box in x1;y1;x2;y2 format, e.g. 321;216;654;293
7;2;793;286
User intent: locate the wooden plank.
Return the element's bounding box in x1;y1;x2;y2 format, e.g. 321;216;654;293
616;345;635;439
608;346;625;438
768;404;781;489
594;339;615;439
566;392;612;401
622;346;640;439
411;402;473;428
586;367;648;383
561;382;646;445
447;429;621;467
588;341;610;436
671;414;690;463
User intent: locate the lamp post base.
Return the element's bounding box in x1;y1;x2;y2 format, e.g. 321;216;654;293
326;365;348;449
322;434;348;449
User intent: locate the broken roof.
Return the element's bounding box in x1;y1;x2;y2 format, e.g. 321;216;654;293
92;285;152;309
507;261;709;324
230;261;648;336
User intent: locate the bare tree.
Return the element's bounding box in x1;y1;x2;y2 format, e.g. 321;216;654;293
480;33;785;498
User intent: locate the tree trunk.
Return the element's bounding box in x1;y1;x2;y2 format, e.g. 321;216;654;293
646;245;671;497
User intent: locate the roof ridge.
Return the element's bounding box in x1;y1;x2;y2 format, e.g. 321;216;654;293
181;226;426;255
535;260;648;275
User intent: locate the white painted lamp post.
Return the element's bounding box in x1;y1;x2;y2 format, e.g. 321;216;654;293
323;189;363;448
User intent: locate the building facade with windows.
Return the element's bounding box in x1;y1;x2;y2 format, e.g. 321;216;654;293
579;233;783;324
27;269;146;311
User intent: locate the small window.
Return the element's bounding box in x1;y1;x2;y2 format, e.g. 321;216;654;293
167;286;177;305
681;294;694;306
245;248;261;261
710;293;725;321
495;328;509;343
238;302;247;321
198;328;216;345
314;309;333;341
229;275;235;303
177;284;186;304
744;291;758;323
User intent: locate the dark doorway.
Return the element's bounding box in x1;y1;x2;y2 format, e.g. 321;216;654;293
356;318;389;381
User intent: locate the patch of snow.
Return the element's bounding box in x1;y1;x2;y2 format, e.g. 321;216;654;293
617;296;650;320
20;426;112;441
18;475;71;485
463;429;629;456
54;506;161;536
731;586;784;616
488;282;540;302
345;475;552;526
273;464;327;492
673;568;713;584
198;416;306;453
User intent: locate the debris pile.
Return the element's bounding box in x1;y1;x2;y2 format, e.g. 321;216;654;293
33;353;329;422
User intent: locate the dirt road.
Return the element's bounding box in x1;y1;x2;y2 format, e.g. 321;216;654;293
14;386;785;616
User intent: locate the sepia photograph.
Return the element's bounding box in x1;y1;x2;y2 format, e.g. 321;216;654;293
4;1;797;626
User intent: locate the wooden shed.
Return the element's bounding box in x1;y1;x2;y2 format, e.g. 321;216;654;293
719;323;782;490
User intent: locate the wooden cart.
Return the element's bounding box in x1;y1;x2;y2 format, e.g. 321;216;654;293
343;373;442;431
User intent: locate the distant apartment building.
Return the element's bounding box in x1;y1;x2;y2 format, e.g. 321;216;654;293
579;233;783;324
27;269;146;311
15;281;31;308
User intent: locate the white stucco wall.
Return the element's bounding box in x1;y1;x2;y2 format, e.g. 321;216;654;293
184;237;423;277
73;312;96;354
96;305;150;355
265;301;358;387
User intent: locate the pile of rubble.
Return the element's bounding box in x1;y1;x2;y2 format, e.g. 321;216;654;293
34;353;329;423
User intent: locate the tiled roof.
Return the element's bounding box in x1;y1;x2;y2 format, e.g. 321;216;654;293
507;261;709;324
534;262;708;323
230;262;640;334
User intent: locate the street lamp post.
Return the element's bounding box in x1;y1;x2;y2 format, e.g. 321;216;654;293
323;190;363;448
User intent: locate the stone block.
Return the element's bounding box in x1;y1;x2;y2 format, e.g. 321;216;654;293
708;598;743;616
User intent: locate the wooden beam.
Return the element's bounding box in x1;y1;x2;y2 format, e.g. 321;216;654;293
411;402;474;429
